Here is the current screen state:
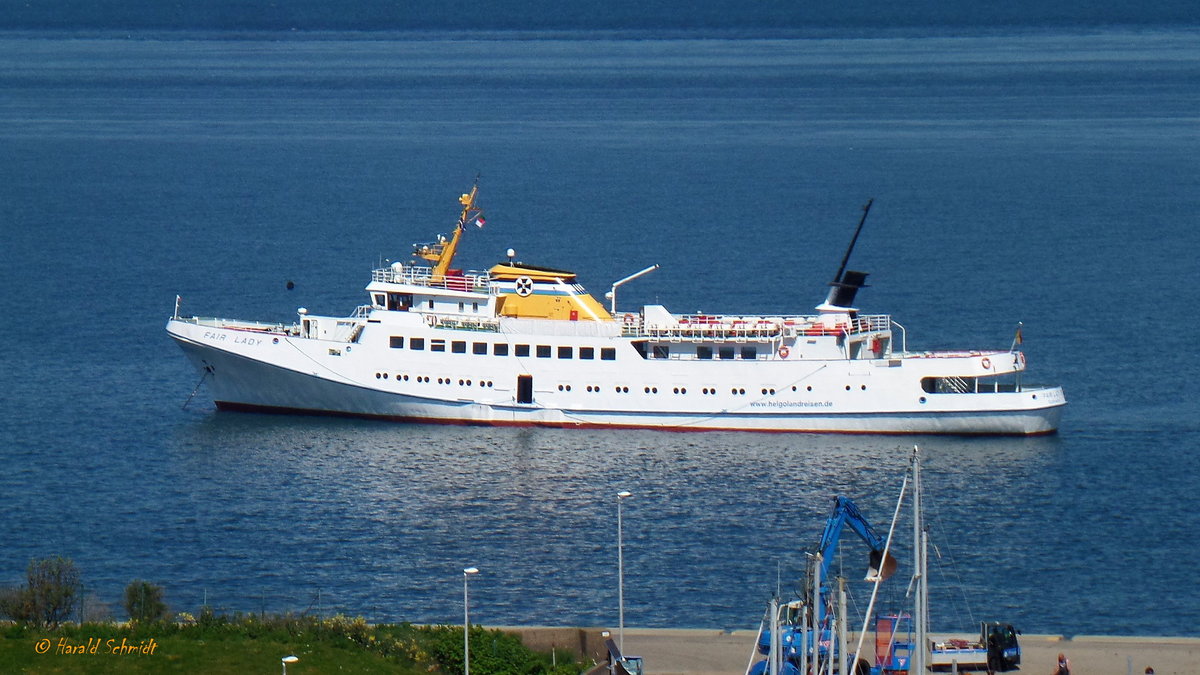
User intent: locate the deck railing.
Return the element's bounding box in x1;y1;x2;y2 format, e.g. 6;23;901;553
629;313;891;340
371;266;492;293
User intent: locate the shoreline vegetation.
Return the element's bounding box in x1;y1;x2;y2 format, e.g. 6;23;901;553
0;557;584;674
1;614;587;674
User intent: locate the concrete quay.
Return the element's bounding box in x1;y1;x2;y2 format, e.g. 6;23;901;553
502;627;1200;675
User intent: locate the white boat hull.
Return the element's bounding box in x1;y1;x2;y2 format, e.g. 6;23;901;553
168;319;1064;435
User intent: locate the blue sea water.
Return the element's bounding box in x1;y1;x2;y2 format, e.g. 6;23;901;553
1;26;1199;640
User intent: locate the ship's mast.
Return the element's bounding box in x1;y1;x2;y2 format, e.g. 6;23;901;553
417;180;484;281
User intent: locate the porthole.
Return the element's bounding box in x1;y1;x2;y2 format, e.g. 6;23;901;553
845;385;851;391
861;385;867;391
375;373;382;379
919;396;927;404
384;373;389;379
739;388;745;395
807;385;813;391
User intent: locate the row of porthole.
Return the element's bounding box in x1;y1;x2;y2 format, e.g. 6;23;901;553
378;375;870;394
374;372;495;388
549;384;869;395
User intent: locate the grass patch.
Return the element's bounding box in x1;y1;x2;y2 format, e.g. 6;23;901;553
0;614;583;674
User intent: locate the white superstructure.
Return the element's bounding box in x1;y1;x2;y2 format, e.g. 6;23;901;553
167;184;1065;434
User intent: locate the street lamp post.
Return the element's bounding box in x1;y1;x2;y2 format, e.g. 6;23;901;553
617;490;633;653
281;655;298;675
463;567;479;675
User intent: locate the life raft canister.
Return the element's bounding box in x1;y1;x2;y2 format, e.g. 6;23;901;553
778;346;790;359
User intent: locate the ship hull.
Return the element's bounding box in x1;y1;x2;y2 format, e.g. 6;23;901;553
169;319;1063;436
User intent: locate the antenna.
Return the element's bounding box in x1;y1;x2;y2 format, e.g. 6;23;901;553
831;198;873;285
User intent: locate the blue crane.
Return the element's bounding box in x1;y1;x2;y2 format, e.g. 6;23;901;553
753;496;898;675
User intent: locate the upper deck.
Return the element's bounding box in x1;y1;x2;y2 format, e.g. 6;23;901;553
629;312;893;340
371;265;492;293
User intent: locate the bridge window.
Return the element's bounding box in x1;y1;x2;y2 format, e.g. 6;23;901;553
601;347;616;361
741;346;757;360
515;344;530;357
558;346;573;359
494;343;509;356
430;339;445;352
652;345;669;359
697;346;713;360
389;336;404;349
580;347;595;360
386;293;411;310
719;347;735;360
473;342;487;355
451;341;466;353
410;338;425;350
536;345;552;358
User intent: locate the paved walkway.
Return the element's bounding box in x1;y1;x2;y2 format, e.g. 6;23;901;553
504;627;1200;675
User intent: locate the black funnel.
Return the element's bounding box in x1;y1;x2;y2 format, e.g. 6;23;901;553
825;270;870;309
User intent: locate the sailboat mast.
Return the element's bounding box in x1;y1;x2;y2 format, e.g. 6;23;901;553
912;446;928;675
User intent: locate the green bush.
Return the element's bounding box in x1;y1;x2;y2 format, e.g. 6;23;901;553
0;557;80;628
421;624;577;675
124;580;170;624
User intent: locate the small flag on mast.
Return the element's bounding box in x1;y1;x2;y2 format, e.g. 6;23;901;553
1009;321;1024;352
475;216;486;228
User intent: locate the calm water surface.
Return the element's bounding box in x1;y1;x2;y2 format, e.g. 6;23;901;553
0;29;1198;636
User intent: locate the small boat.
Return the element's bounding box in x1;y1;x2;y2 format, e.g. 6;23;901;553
167;182;1065;434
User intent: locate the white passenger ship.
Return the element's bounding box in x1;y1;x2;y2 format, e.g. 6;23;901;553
167;183;1065;434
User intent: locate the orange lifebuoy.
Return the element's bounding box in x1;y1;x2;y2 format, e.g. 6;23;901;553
981;357;991;369
778;346;790;359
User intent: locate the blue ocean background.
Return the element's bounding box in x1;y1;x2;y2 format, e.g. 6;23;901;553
1;4;1199;640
